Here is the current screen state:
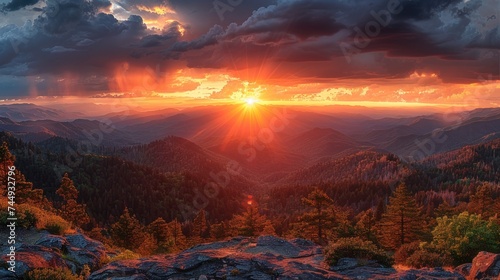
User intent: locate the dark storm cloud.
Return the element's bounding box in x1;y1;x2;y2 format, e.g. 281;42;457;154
0;0;498;97
393;0;462;20
166;0;498;82
225;0;346;39
1;0;39;12
167;0;346;57
0;0;188;96
93;0;112;11
0;0;166;76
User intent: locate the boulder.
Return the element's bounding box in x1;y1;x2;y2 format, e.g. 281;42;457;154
34;234;67;251
468;251;500;280
455;263;472;277
0;230;111;277
331;258;358;271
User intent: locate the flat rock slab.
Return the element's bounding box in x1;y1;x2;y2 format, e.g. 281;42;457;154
89;236;474;280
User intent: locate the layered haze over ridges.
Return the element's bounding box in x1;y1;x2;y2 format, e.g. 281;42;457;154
0;103;498;181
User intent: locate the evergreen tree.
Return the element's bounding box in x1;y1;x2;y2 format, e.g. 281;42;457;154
261;220;276;235
298;188;335;244
469;183;495;218
191;210;208;243
111;207;146;250
0;141;14;182
229;204;269;237
356;209;377;243
210;222;227;240
13;173;43;204
435;201;457;218
168;218;187;250
56;173;90;227
378;184;423;250
147;217;171;253
56;173;78;201
0;142;42;204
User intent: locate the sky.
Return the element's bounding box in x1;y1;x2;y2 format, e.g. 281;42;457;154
0;0;499;108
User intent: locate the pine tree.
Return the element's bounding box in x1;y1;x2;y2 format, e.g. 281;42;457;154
191;210;208;244
378;184;423;250
111;207;145;250
14;173;43;204
56;173;90;227
435;200;458;218
229;204;269;237
298;188;335;244
210;222;227;240
261;220;276;235
56;173;78;201
0;141;14;183
356;209;377;243
469;183;495;218
0;142;42;204
168;218;187;251
147;217;172;253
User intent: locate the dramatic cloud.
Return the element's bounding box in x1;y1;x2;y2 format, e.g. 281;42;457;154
0;0;498;103
1;0;40;12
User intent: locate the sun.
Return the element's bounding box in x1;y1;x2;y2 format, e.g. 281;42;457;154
244;97;258;106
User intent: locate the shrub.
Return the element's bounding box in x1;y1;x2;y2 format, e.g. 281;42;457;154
108;250;140;262
394;242;420;265
431;212;500;265
44;222;68;235
18;210;38;229
406;249;452;268
24;268;83;280
0;199;72;233
324;237;393;267
0;209;37;229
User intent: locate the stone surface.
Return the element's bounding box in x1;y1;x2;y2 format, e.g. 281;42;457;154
331;258;358;271
89;235;474;280
2;231;499;280
90;236;338;280
455;263;472;277
0;230;111;278
467;251;500;280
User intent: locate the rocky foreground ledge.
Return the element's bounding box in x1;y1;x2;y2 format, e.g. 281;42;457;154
2;232;500;280
89;236;500;280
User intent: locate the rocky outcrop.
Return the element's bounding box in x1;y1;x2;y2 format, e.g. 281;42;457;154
89;236;466;280
2;232;499;280
465;251;500;280
0;230;110;279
